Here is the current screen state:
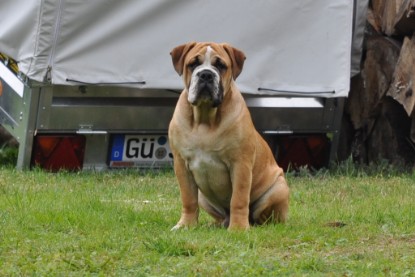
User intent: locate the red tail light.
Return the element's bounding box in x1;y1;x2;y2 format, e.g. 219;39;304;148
31;135;86;172
277;135;330;171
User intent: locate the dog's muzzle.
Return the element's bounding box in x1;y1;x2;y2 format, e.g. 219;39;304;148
196;70;219;103
198;70;215;92
188;69;223;107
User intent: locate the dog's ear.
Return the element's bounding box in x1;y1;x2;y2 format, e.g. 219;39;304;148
222;44;246;80
170;42;197;76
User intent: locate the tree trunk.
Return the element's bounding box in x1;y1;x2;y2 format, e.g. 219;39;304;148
340;1;415;166
347;36;401;131
344;33;415;165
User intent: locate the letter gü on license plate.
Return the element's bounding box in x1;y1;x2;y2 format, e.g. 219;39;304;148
109;134;173;168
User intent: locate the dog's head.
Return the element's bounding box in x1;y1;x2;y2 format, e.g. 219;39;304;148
171;42;246;107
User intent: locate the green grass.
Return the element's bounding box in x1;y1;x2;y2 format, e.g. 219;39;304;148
0;165;414;276
0;145;17;165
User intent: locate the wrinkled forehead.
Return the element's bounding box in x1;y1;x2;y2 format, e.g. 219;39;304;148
186;43;229;63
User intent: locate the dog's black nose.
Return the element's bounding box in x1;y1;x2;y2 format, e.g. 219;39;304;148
198;70;214;82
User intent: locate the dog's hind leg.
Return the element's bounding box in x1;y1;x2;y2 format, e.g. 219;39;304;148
198;191;230;227
250;175;289;225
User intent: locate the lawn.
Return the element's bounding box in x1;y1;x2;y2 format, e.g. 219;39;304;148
0;165;414;276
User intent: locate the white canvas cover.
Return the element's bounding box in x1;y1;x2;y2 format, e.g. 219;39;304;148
0;0;366;97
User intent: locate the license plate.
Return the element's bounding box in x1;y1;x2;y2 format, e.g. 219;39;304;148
109;134;173;168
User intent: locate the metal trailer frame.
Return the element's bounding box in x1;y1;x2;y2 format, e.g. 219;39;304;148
0;70;344;170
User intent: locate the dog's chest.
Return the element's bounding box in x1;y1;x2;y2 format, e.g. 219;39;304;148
185;149;232;203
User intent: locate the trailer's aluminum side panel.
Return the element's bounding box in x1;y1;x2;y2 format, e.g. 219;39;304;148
0;67;39;168
29;85;340;134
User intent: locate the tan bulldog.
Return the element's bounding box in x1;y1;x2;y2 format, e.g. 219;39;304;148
168;42;289;231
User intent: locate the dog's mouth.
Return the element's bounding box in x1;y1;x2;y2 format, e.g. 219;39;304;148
190;86;223;108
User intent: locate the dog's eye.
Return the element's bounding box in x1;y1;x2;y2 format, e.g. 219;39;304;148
214;59;227;71
188;60;200;71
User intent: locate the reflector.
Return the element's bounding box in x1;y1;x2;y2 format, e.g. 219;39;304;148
31;135;86;171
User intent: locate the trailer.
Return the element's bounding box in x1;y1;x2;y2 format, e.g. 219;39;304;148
0;0;368;171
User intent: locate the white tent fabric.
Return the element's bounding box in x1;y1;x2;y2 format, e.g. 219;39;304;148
351;0;369;77
0;0;367;97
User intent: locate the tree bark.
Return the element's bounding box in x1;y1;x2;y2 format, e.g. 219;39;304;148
387;34;415;117
394;0;415;36
341;1;415;166
344;34;415;164
382;0;404;35
347;36;401;131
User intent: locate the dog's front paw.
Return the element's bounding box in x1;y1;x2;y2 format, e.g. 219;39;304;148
171;223;187;231
171;212;199;231
170;219;197;231
228;218;250;231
